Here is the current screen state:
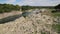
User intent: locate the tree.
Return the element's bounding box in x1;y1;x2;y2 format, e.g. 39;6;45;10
55;4;60;9
0;4;20;13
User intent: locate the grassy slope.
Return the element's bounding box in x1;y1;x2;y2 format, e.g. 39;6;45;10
52;24;60;33
52;12;60;17
52;12;60;33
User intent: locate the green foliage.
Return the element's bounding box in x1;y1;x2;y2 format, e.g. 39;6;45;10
51;4;60;13
41;31;46;34
52;12;60;17
55;4;60;9
52;24;60;33
21;5;54;11
51;10;57;13
21;5;34;11
0;4;20;13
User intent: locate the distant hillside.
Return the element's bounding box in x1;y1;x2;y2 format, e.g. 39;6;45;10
0;4;20;13
21;5;55;11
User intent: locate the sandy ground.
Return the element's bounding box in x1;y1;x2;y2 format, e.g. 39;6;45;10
0;11;22;19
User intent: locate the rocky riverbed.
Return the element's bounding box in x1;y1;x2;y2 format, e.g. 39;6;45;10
0;9;59;34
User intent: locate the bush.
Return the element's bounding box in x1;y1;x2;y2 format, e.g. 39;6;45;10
52;10;57;13
0;4;20;13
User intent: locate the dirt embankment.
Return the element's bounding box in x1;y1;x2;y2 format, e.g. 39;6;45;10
0;11;22;19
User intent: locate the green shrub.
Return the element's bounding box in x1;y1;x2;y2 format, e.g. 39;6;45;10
0;4;20;13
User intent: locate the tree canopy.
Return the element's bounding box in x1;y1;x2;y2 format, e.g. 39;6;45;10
55;4;60;9
0;4;20;13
